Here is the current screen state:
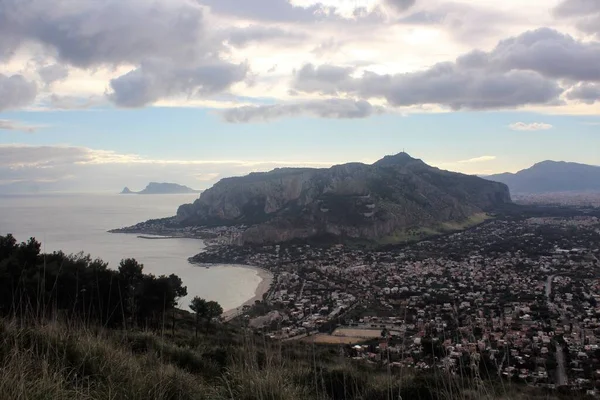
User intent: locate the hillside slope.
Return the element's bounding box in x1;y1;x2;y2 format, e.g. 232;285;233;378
487;161;600;194
176;153;511;244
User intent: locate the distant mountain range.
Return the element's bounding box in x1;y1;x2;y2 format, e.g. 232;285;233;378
121;182;200;195
175;152;511;244
486;161;600;194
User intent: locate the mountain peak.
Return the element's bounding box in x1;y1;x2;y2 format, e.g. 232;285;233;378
373;152;423;167
176;155;510;244
487;160;600;194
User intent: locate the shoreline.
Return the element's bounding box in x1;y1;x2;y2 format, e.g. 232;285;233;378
112;229;272;319
218;264;274;321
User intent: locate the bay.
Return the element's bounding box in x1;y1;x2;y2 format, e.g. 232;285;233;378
0;193;263;311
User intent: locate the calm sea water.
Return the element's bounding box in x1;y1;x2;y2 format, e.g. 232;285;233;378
0;193;262;311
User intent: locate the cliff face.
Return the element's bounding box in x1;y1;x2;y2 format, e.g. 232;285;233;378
176;153;511;244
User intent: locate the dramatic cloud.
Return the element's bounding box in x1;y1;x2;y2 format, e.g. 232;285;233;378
509;122;554;131
293;63;562;110
290;28;600;111
0;0;250;106
485;28;600;82
0;0;210;68
566;83;600;104
108;60;249;107
0;120;44;133
222;99;383;122
224;26;306;48
0;74;38;111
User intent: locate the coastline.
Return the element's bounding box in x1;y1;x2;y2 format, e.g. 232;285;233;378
218;265;274;321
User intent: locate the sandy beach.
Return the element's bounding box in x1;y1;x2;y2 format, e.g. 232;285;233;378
220;265;274;321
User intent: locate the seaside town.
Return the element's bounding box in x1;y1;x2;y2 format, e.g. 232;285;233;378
190;207;600;392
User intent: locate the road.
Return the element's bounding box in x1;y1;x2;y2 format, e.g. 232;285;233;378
546;274;568;387
555;344;568;386
545;274;555;300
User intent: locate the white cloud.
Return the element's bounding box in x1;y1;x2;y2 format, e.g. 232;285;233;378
457;155;497;164
0;120;46;133
509;122;554;131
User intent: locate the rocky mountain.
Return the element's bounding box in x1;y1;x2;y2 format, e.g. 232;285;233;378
486;161;600;194
175;153;511;244
120;182;200;195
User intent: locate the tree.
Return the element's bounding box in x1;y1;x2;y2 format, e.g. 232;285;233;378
189;297;223;339
118;258;144;327
167;274;187;335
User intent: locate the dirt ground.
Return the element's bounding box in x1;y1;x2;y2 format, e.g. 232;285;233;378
302;334;367;344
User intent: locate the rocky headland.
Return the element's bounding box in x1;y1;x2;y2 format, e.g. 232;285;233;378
112;152;511;245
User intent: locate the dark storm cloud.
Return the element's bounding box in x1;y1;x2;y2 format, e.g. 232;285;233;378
224;26;307;48
566;83;600;104
0;74;38;111
222;99;383;122
108;60;249;107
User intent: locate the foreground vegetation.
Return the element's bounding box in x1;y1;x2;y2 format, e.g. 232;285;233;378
0;316;581;400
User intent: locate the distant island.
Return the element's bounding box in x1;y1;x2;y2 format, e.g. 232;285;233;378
120;182;201;195
486;160;600;194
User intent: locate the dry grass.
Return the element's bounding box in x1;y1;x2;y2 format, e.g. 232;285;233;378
0;317;578;400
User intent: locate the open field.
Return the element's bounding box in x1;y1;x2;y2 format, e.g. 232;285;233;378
332;328;383;338
303;334;368;344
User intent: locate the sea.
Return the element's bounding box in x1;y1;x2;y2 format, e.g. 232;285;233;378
0;193;263;311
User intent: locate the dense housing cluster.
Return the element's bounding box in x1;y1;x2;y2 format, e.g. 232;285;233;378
194;208;600;392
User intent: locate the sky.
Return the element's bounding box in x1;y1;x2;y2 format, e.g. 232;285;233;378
0;0;599;193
